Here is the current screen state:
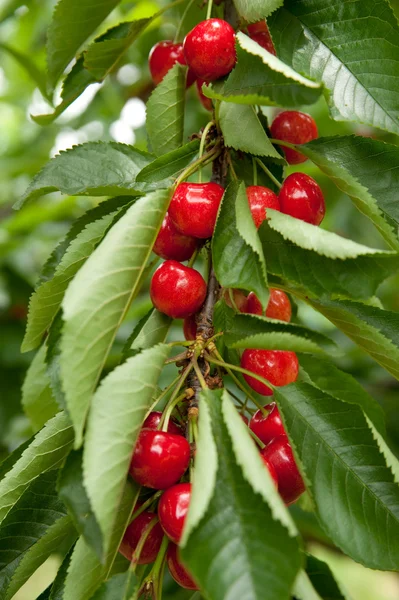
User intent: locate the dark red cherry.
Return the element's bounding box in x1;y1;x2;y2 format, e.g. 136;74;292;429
260;454;279;487
250;402;285;445
153;214;199;262
246;186;280;228
196;79;213;111
183;315;197;341
224;288;248;312
261;436;305;504
167;544;199;590
150;261;207;319
241;349;299;396
183;19;236;82
169;182;224;239
245;289;291;322
270;111;318;164
129;429;190;489
279;172;325;226
247;21;276;55
143;411;182;436
158;482;191;544
119;510;163;564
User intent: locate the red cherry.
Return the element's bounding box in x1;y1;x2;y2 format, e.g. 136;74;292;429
241;349;299;396
149;41;186;85
143;411;182;436
270;111;318;164
249;402;285;445
150;261;207;319
247;21;276;56
183;315;197;341
260;454;279;487
158;482;191;544
167;544;199;590
240;413;249;426
196;79;213;111
246;186;280;228
169;182;224;239
247;20;268;35
119;510;163;564
246;289;291;322
183;19;236;82
224;288;248;312
279;172;325;226
129;429;190;489
153;214;199;262
261;436;305;504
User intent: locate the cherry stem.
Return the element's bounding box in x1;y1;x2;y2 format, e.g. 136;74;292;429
247;427;266;449
198;120;215;183
193;358;207;389
188;245;201;268
148;376;180;416
228;288;240;312
131;516;159;566
174;0;197;42
130;491;162;523
255;158;282;189
227;151;238;180
206;0;214;20
174;146;221;189
268;137;299;151
205;351;275;391
252;157;258;186
143;535;169;598
162;391;188;431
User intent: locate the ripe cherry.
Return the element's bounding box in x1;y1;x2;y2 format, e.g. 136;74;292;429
224;288;248;312
250;402;285;445
153;214;199;262
246;186;280;228
241;349;299;396
270;111;318;164
158;482;191;544
183;19;236;82
129;429;190;489
247;21;276;55
260;454;279;488
143;411;182;436
196;79;213;111
150;261;207;319
169;182;224;239
119;510;163;564
149;41;196;87
183;315;197;341
167;544;199;590
261;436;305;504
279;172;325;226
246;289;292;322
240;413;249;426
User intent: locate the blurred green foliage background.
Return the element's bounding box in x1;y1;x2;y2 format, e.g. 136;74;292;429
1;0;399;598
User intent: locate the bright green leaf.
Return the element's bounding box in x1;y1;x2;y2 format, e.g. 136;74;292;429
122;309;171;360
0;43;49;100
232;0;283;22
136;139;200;183
21;345;58;431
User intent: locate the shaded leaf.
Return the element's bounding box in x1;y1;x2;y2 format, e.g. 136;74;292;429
305;554;347;600
136;139;200;183
122;309;171;360
21;345;58;431
91;572;137;600
0;43;49;100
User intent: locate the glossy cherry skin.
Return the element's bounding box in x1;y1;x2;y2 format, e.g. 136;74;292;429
260;454;279;487
119;510;163;564
167;544;199;590
246;186;280;228
279;172;325;226
153;214;199;262
246;289;291;322
158;482;191;544
129;429;190;490
169;182;224;239
183;315;197;341
247;21;276;55
224;288;248;312
196;79;213;111
261;435;305;504
149;41;196;87
241;349;299;396
270;111;318;164
183;19;236;82
150;261;207;319
250;402;285;445
143;411;182;436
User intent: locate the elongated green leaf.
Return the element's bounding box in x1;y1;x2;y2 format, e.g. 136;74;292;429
0;43;49;100
46;0;120;85
83;344;169;557
60;189;170;447
0;412;74;524
23;198;129;352
308;298;399;381
38;548;74;600
122;309;171;360
275;383;399;570
17;143;154;209
293;570;323;600
233;0;283;22
205;33;322;107
181;390;301;600
219;103;284;161
259;210;399;299
147;63;185;156
268;0;399;135
136;139;200;183
91;572;137;600
21;345;58;430
305;554;347;600
212;180;268;307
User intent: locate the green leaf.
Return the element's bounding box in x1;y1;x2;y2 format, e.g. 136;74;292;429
136;139;200;183
0;412;74;524
46;0;120;86
259;210;399;299
212;180;268;307
0;43;49;100
0;472;76;600
60;189;170;447
307;298;399;381
23;197;128;352
275;383;399;570
305;554;347;600
301;136;399;250
232;0;283;22
146;63;185;156
268;0;399;135
90;572;137;600
219;103;284;161
205;33;322;107
21;345;58;431
181;390;301;600
122;309;172;360
39;548;74;600
58;450;102;560
293;570;323;600
17;143;154;209
83;344;169;557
